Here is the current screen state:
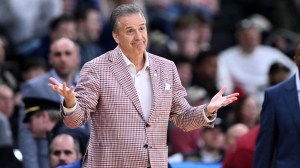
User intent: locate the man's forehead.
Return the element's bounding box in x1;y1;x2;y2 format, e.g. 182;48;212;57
52;43;75;52
118;13;146;25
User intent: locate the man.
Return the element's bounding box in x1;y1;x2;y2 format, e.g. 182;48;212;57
223;125;259;168
20;38;82;168
217;18;296;104
49;134;82;168
254;42;300;167
33;15;77;63
22;97;89;167
75;5;104;67
22;37;80;101
49;4;238;167
23;98;61;138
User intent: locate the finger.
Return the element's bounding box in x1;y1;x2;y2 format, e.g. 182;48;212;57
222;97;238;106
48;84;63;95
68;86;74;93
49;77;62;86
224;93;239;99
58;82;70;91
217;86;227;96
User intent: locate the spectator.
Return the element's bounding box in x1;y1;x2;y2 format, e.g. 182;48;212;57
222;125;259;168
0;83;22;168
233;94;261;129
217;18;296;104
183;118;225;163
254;42;300;167
224;123;249;151
223;55;292;168
49;134;82;168
171;13;211;61
19;56;47;83
22;97;89;168
192;51;218;99
33;15;77;63
19;38;83;168
268;62;291;86
75;5;104;67
0;0;62;54
0;36;18;91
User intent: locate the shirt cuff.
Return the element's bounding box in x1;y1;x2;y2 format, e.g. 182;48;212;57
202;108;217;122
62;102;77;116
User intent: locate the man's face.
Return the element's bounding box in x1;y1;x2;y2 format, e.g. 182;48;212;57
0;85;14;118
49;39;80;78
50;135;81;168
84;10;102;41
52;22;77;42
112;13;148;57
0;39;5;64
294;43;300;68
238;28;261;53
27;113;47;138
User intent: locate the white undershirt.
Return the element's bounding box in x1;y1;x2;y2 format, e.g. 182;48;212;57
121;52;153;121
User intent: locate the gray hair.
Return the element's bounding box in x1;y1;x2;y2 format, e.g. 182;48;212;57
110;4;145;32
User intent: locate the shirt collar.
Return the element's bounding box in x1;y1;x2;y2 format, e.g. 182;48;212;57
120;49;150;72
296;69;300;92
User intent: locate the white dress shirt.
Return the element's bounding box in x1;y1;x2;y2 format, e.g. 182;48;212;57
121;52;153;121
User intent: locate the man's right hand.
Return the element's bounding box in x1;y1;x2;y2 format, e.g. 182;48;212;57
48;77;76;108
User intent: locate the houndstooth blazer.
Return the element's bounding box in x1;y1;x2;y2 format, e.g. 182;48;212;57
62;46;214;168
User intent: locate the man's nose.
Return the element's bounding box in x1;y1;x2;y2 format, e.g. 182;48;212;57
135;31;143;40
59;153;67;160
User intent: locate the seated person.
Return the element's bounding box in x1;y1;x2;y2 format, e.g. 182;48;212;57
50;134;82;168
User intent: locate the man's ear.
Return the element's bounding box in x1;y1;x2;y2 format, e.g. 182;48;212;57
112;32;119;44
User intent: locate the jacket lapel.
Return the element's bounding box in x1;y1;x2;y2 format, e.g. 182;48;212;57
108;47;145;120
284;75;300;134
148;55;160;123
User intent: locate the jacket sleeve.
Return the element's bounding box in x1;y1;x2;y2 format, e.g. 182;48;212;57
62;61;100;128
169;62;214;132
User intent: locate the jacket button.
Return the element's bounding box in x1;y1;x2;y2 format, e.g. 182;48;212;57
144;144;148;148
146;123;150;127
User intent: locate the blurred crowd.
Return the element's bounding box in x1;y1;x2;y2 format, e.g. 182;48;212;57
0;0;300;167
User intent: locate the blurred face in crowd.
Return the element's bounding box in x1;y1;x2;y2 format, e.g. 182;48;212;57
49;38;80;79
22;67;46;81
176;26;201;60
202;127;225;150
27;112;48;138
238;28;261;53
52;22;77;42
62;0;76;14
177;63;192;88
195;55;218;83
112;13;148;58
225;124;249;150
0;38;5;64
293;43;300;70
239;95;260;128
84;10;102;41
50;134;81;168
0;84;14;118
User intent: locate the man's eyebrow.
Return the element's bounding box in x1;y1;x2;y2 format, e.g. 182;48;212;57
125;26;133;30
